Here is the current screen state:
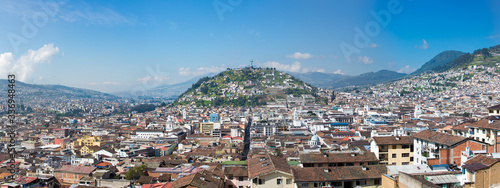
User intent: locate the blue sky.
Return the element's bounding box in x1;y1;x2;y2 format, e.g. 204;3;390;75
0;0;499;93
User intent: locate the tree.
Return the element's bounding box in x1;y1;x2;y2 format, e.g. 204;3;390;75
125;164;148;180
275;148;283;157
462;112;471;117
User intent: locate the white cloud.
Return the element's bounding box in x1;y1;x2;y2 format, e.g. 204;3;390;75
0;43;59;82
368;43;379;48
263;61;325;73
415;39;429;49
357;56;374;64
286;52;313;60
178;65;227;76
397;65;416;74
333;69;345;75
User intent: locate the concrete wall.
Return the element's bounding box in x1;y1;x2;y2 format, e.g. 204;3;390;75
251;172;293;188
387;144;413;165
381;175;397;188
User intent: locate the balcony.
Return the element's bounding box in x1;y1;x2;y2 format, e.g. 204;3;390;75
422;151;429;157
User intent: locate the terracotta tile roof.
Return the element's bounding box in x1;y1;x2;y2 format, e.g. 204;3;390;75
452;123;469;131
247;153;292;179
141;182;173;188
293;165;387;182
372;136;413;145
14;176;38;184
171;170;223;188
462;155;500;171
55;165;96;175
466;119;500;131
138;176;154;184
411;130;466;147
488;104;500;110
299;152;378;164
399;172;440;188
224;167;248;177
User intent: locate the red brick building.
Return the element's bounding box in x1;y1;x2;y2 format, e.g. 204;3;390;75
413;130;488;166
55;165;96;184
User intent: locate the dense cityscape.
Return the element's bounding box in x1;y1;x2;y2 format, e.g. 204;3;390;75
2;1;500;188
1;50;500;188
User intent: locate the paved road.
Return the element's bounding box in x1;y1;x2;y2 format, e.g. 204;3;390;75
242;117;252;160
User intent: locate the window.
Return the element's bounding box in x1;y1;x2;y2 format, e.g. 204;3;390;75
392;145;397;149
402;162;410;165
277;179;283;185
356;180;366;185
331;182;342;186
286;179;292;184
228;175;233;179
228;186;233;188
252;179;257;184
317;164;323;167
304;164;314;167
302;183;309;187
239;177;244;181
392;154;397;158
374;179;381;185
258;179;265;185
402;153;410;157
402;145;410;149
410;157;414;161
313;183;325;187
410;145;414;152
239;186;243;188
346;163;354;166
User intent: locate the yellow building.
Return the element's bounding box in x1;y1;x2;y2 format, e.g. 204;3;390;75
80;145;101;155
294;166;386;188
463;154;500;188
200;122;215;135
248;154;294;188
371;136;414;165
74;135;104;147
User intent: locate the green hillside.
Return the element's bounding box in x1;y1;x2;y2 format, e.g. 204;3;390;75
434;45;500;72
411;50;465;75
172;67;327;107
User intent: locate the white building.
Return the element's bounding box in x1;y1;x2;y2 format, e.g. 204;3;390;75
131;130;165;139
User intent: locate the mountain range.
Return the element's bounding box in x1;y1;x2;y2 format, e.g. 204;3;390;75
4;44;499;102
290;70;407;89
0;79;119;101
112;73;215;99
